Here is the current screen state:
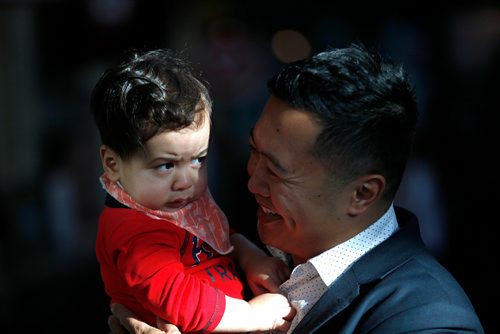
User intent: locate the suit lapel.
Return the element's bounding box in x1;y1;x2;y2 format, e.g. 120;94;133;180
292;268;360;333
292;207;424;333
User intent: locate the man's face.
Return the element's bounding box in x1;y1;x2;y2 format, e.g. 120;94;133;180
247;96;350;264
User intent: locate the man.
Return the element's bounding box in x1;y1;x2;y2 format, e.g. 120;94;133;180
109;43;484;333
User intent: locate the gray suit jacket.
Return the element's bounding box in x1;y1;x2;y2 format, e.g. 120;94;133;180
293;207;484;333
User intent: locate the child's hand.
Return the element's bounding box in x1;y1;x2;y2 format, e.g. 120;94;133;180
245;255;291;295
248;293;296;332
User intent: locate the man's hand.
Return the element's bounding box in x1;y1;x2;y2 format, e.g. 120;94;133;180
108;304;181;334
246;255;290;295
230;233;291;295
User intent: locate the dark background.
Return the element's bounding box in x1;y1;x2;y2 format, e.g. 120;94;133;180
0;1;498;332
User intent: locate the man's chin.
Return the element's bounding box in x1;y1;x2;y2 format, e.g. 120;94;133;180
257;220;282;246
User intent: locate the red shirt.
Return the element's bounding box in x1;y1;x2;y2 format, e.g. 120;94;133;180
96;196;245;333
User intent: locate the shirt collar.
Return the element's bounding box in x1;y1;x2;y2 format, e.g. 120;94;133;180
309;204;399;286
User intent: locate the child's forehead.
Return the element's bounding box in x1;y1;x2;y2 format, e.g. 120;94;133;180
158;105;211;133
143;117;211;157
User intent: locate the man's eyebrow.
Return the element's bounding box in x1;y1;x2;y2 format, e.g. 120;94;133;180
249;127;288;174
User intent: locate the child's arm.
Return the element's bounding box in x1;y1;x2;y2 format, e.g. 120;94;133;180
230;233;291;295
109;297;295;334
214;293;295;332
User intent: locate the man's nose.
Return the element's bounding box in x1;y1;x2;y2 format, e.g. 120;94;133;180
247;159;268;196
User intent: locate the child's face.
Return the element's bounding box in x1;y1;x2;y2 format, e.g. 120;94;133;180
115;112;211;211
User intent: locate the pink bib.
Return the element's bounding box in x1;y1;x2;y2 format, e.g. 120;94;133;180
99;174;234;255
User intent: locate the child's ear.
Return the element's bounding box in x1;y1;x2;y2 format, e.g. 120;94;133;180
347;174;385;217
100;145;121;182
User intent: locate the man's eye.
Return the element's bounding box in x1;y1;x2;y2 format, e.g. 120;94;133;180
249;145;259;157
267;166;279;177
158;162;174;171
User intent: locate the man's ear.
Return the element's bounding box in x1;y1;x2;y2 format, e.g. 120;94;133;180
347;174;385;217
100;145;121;182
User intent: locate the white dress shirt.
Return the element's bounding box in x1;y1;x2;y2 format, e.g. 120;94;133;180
269;204;399;333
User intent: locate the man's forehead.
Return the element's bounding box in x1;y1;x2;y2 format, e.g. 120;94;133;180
258;99;320;144
252;104;321;171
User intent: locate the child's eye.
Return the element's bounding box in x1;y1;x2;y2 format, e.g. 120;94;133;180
157;162;174;171
192;156;206;166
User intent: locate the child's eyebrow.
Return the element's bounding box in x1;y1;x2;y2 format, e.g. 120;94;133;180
195;148;209;157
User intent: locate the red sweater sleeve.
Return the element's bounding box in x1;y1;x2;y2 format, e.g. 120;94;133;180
119;237;226;332
97;207;236;333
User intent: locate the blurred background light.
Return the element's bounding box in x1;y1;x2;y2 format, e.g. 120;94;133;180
271;29;311;63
